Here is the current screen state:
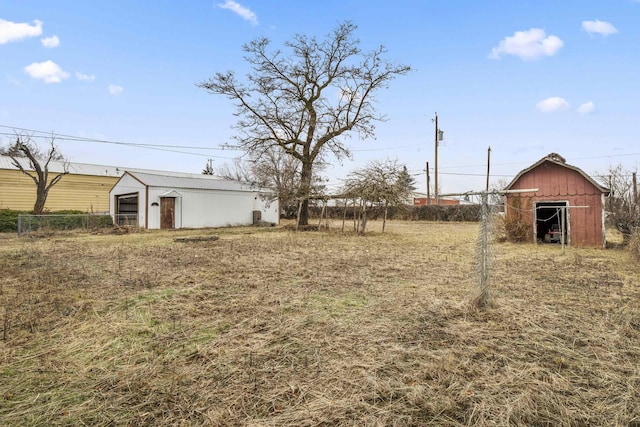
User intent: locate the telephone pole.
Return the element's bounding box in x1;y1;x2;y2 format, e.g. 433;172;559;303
433;113;443;205
486;146;491;191
426;161;431;204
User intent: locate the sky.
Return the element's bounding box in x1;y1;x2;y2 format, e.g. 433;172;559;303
1;0;639;195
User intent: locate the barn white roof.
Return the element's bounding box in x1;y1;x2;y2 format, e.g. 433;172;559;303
124;171;265;193
0;155;226;180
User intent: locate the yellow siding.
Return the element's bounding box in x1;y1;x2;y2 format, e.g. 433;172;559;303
0;169;118;212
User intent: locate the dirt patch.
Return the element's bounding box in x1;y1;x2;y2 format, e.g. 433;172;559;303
173;236;221;243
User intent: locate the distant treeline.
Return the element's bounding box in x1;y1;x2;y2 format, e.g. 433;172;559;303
305;204;481;222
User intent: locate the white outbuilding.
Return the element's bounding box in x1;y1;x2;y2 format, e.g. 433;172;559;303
109;171;279;229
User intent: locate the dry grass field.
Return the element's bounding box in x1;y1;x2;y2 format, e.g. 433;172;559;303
1;220;639;426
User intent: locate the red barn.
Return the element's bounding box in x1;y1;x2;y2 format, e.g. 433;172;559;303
504;153;609;247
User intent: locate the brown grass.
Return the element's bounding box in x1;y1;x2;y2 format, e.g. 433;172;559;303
1;221;639;426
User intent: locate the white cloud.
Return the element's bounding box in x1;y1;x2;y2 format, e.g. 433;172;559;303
76;72;96;82
108;84;124;95
217;1;258;26
41;35;60;48
24;60;69;83
0;18;43;44
577;101;596;115
536;97;570;113
489;28;563;60
582;20;618;36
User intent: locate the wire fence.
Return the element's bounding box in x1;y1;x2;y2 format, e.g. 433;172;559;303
17;213;116;236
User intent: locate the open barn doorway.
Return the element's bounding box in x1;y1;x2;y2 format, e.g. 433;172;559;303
115;193;138;226
535;201;568;244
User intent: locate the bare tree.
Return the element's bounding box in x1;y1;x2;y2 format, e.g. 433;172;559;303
197;21;410;225
215;158;254;183
1;134;68;214
343;159;413;233
488;178;509;209
216;148;325;219
597;164;639;238
251;147;303;217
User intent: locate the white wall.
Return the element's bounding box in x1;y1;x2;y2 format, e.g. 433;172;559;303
110;174;279;229
145;186;278;229
109;174;147;228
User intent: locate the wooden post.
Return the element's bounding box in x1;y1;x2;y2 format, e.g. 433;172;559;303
560;206;566;255
434;113;439;205
318;200;325;229
426;161;431;205
478;192;490;306
633;172;637;206
486;146;491;191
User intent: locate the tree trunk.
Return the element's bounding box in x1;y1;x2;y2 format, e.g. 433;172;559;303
33;182;48;214
341;198;348;232
382;202;388;232
359;204;368;234
298;161;313;226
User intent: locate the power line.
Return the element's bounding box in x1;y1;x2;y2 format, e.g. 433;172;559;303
0;125;242;160
0;124;241;152
3;123;638;174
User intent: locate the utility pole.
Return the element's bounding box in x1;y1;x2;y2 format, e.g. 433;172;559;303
433;113;443;205
426;161;431;204
486;146;491;192
434;113;439;205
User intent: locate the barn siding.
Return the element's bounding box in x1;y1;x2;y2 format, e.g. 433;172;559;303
507;161;605;247
0;169;117;212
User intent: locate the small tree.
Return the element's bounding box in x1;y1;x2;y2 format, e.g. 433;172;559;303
197;21;410;226
397;165;417;201
489;178;509;209
216;149;326;220
343;159;413;233
202;158;214;175
598;164;639;239
1;134;68;214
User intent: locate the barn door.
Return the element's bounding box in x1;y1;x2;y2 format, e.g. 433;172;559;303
535;201;568;244
160;197;175;229
116;193;138;226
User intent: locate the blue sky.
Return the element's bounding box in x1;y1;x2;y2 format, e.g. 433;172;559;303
1;0;639;194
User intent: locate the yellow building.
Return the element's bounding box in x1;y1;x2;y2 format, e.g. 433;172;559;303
0;156;191;213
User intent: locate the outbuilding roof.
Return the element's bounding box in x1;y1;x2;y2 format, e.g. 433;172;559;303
124;171;265;193
505;153;609;195
0;155;227;180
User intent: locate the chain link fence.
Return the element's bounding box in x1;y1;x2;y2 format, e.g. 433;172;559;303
17;213;116;236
